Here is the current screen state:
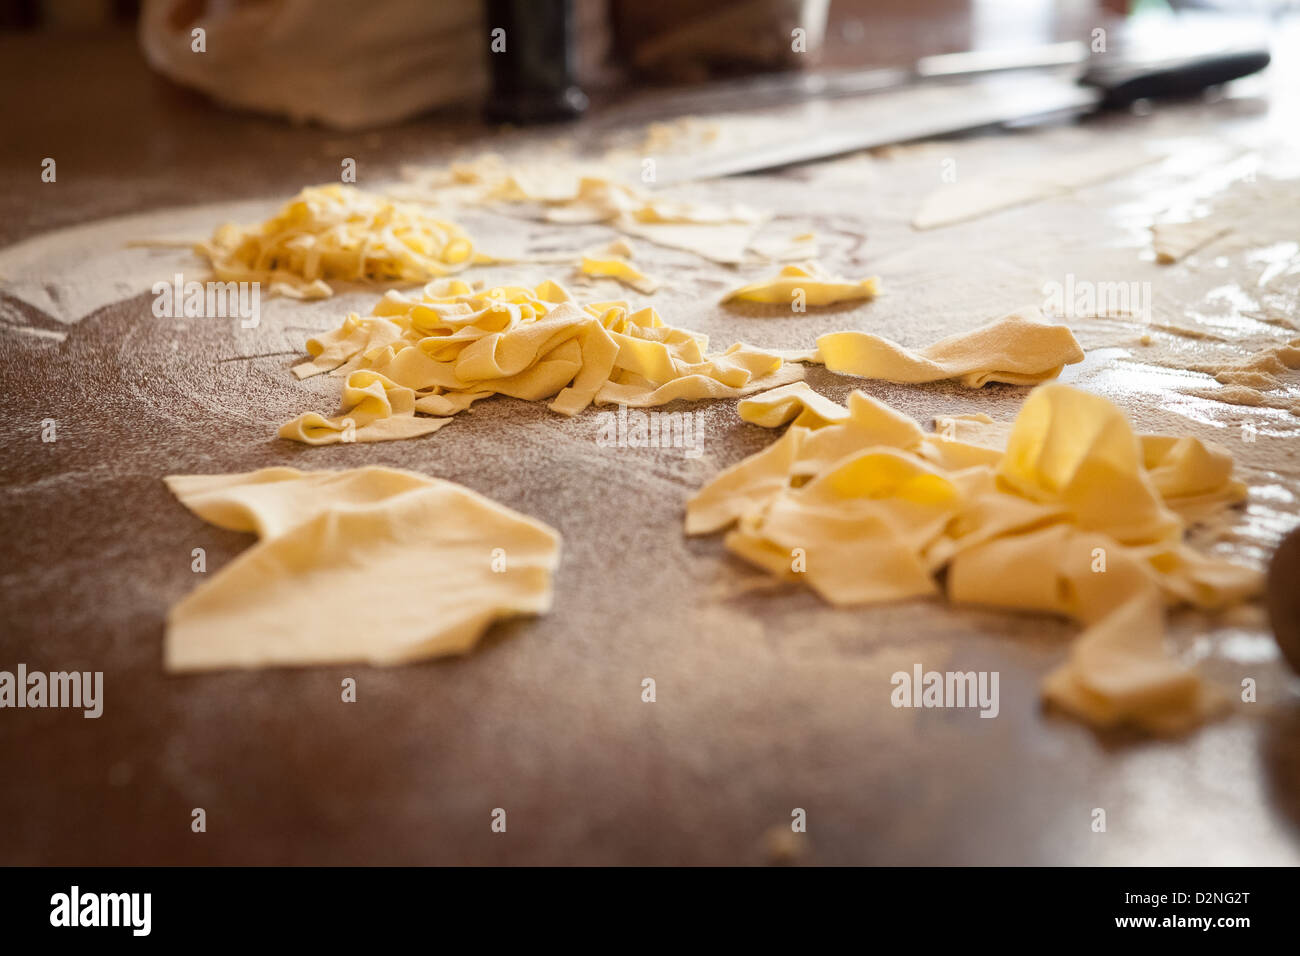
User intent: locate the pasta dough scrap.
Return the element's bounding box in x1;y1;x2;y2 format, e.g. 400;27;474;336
281;277;802;443
995;383;1181;544
1152;219;1232;264
163;466;561;671
1040;588;1221;734
913;146;1161;229
616;218;764;266
404;155;770;264
738;381;850;429
198;184;480;298
1186;339;1300;401
579;239;660;294
722;262;879;306
947;527;1227;732
933;411;1248;522
277;371;453;445
750;231;819;262
809;307;1084;387
686;381;1260;733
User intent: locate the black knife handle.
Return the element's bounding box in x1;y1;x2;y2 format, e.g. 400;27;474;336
1081;48;1270;109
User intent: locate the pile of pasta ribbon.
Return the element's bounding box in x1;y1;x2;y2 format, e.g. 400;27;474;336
687;381;1260;732
281;278;803;444
197;184;481;299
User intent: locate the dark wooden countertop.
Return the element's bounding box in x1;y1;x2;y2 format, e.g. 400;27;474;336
2;22;1299;866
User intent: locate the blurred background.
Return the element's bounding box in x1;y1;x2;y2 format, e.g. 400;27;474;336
0;0;1293;130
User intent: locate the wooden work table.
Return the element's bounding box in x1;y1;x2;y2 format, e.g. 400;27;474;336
1;23;1298;865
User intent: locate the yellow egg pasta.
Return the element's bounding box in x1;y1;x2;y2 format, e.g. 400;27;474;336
688;382;1258;733
280;277;803;443
197;184;481;299
722;262;879;307
163;466;561;671
807;308;1084;387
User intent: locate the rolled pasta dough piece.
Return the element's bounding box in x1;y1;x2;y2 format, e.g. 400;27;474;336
163;466;560;671
813;308;1083;387
722;262;879;307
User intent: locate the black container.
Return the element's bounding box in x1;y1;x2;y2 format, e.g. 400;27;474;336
484;0;589;124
